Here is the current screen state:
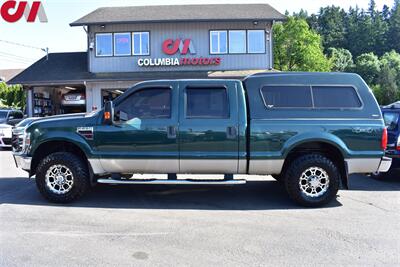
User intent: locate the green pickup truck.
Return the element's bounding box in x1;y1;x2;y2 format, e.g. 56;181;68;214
13;72;391;207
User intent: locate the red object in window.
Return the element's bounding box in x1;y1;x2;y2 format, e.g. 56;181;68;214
381;128;388;150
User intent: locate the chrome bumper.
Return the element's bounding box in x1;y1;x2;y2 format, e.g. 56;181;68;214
13;154;32;171
377;157;392;173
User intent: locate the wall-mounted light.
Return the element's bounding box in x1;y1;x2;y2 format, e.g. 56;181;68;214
253;21;258;26
100;25;106;29
89;42;94;50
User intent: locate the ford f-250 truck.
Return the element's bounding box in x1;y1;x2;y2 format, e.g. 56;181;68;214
12;72;392;207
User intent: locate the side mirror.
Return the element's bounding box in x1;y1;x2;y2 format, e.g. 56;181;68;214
103;101;114;125
8;116;14;120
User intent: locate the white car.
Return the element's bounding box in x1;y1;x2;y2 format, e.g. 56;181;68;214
0;124;12;148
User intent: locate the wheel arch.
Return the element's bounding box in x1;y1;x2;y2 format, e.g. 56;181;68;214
30;139;95;185
282;138;349;189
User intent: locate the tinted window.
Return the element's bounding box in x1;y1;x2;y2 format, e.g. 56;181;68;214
96;33;112;56
12;111;23;119
116;88;171;120
186;88;229;118
383;112;399;130
114;33;131;56
313;86;362;108
261;86;313;108
0;111;7;119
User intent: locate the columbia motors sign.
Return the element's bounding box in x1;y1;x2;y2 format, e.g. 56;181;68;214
138;38;221;67
0;1;47;23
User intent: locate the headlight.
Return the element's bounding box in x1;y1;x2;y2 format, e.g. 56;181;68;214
22;131;31;152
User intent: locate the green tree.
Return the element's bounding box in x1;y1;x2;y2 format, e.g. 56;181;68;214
0;82;26;110
353;53;381;84
273;17;331;72
327;48;354;72
388;0;400;53
378;64;399;104
316;6;347;51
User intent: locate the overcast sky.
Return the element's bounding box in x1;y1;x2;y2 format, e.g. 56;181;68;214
0;0;396;69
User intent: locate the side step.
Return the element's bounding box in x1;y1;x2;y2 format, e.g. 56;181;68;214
97;179;247;185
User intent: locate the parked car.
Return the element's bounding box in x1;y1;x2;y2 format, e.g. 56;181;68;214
0;109;24;126
0;123;12;148
12;72;391;207
372;102;400;178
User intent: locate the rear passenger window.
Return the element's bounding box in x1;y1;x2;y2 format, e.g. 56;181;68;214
186;88;229;118
312;86;362;108
261;86;312;108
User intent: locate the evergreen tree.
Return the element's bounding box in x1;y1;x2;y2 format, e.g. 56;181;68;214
388;0;400;52
316;6;347;51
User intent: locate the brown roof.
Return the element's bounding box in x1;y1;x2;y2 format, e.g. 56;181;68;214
70;4;286;26
0;69;24;83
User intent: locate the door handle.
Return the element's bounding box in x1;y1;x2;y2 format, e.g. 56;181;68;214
167;126;177;139
226;126;237;139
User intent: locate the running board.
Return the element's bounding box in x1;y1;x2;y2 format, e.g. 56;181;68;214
97;179;247;185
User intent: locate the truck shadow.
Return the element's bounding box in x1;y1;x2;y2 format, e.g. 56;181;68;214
1;174;398;210
0;177;342;210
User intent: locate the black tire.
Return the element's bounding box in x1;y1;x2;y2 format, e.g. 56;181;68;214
36;152;89;203
284;154;340;207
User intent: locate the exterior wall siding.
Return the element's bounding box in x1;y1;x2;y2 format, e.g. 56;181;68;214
88;21;272;73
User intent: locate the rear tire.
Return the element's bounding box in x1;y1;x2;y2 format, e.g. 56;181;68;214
36;152;89;203
284;154;340;207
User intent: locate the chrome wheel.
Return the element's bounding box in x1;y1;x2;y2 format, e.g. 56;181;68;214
45;164;74;195
299;167;330;198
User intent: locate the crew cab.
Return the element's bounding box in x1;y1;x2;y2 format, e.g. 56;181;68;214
13;72;391;207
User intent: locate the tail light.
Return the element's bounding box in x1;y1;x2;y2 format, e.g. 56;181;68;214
381;128;388;150
396;136;400;151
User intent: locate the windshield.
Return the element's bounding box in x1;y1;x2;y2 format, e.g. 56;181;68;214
383;112;399;130
0;111;7;119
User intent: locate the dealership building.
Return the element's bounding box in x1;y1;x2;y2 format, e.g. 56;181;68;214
9;4;285;117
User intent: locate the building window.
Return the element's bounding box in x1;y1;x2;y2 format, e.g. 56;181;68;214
229;30;246;54
248;30;266;54
186;88;229;119
210;31;227;54
133;32;150;56
96;33;113;57
114;33;131;56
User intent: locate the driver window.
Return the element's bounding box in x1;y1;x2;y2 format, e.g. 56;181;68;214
115;88;171;121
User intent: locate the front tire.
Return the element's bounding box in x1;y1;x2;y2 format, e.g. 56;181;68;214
36;152;89;203
284;154;340;207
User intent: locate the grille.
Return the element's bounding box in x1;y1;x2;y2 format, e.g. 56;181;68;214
11;134;23;152
2;138;12;145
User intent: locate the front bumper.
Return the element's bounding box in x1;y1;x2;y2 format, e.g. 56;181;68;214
13;154;32;171
377;157;392;173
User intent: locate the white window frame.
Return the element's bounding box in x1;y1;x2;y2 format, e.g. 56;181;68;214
210;30;228;55
114;32;132;56
247;30;266;54
95;33;113;57
228;30;247;54
132;32;150;56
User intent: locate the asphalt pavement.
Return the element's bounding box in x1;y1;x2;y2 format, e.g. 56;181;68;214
0;148;399;266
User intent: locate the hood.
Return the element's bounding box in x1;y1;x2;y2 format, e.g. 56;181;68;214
31;113;87;124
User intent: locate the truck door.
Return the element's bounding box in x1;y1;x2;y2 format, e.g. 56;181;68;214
178;81;239;174
94;81;179;174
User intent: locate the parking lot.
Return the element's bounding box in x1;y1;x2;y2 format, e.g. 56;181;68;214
0;148;399;266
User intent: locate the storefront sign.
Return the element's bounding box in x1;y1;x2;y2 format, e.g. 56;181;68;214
137;38;221;67
0;1;47;23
